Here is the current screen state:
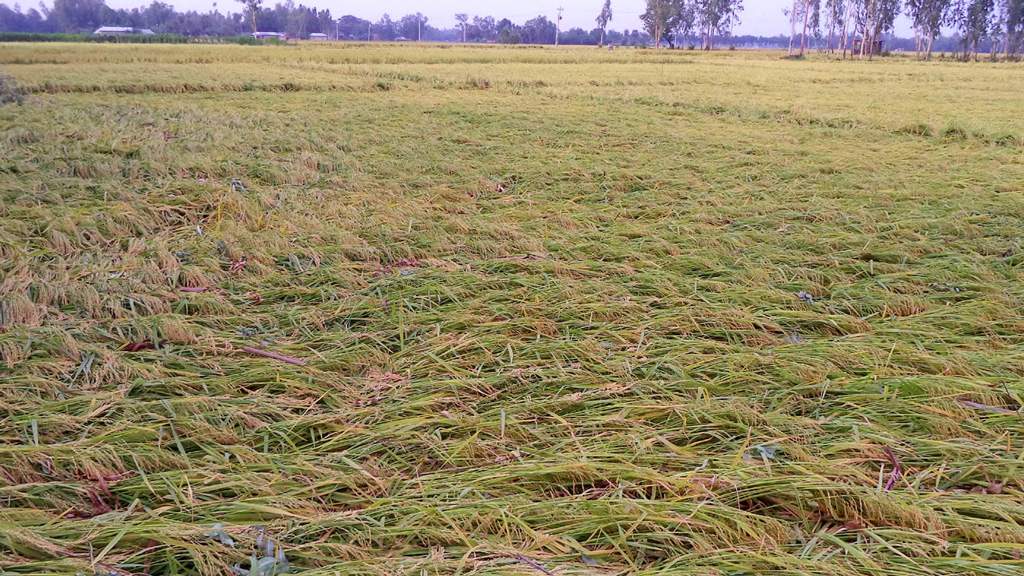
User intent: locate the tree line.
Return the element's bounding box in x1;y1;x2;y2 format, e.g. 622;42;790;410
780;0;1024;59
0;0;1020;59
352;13;654;45
0;0;656;44
635;0;1022;59
638;0;744;49
0;0;332;38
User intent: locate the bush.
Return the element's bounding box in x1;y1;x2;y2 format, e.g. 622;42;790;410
0;32;187;43
0;73;25;105
222;35;286;45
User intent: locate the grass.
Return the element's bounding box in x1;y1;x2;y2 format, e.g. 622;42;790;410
1;43;1023;576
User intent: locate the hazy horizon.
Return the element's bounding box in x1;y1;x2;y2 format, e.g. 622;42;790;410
16;0;918;37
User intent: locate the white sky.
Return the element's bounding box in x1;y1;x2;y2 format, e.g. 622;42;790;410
25;0;917;37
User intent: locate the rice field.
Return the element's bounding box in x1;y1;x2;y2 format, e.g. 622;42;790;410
1;42;1024;576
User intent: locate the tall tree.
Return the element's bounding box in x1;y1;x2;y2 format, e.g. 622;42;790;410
471;15;497;42
799;0;821;55
824;0;845;54
455;13;468;42
336;14;370;40
48;0;114;33
498;18;522;43
374;13;395;40
315;8;333;38
696;0;744;49
234;0;261;33
906;0;953;57
854;0;901;58
596;0;613;45
642;0;693;48
998;0;1024;57
785;0;801;54
398;13;427;40
521;15;557;43
669;0;697;46
287;3;311;38
840;0;861;57
641;0;672;47
950;0;995;59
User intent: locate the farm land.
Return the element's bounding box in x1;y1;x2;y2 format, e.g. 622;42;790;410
1;43;1024;575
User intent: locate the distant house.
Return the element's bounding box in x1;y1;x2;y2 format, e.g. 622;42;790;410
93;26;133;35
252;31;287;40
93;26;155;35
308;33;328;41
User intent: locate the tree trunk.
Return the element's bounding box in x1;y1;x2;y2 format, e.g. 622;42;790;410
870;18;882;60
826;2;837;55
839;0;852;59
799;0;811;56
860;6;872;60
788;0;798;54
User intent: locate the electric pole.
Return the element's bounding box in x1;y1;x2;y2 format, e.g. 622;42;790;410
418;15;422;42
556;7;563;46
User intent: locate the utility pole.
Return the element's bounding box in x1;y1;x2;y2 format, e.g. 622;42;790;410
368;21;371;41
556;7;563;46
418;15;422;42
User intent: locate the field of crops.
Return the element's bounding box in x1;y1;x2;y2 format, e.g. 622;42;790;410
1;42;1024;576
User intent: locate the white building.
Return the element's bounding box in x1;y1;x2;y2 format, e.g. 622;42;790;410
94;26;155;35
